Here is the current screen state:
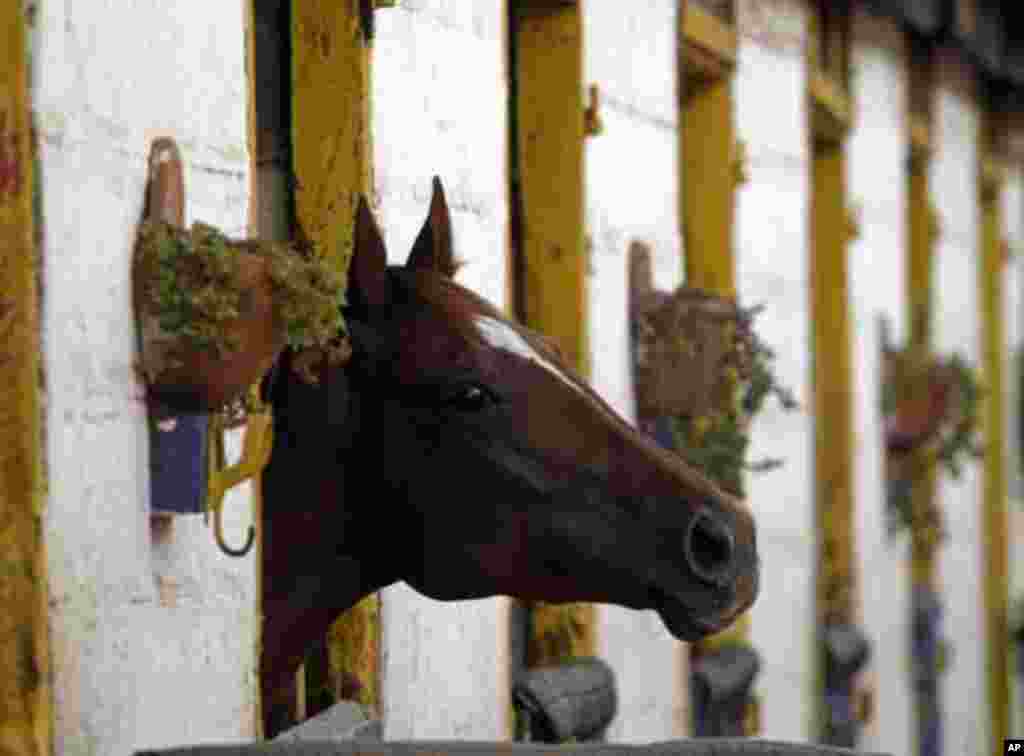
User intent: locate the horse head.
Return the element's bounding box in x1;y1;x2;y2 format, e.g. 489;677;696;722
261;179;759;706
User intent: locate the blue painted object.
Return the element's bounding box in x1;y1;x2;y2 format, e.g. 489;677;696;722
912;586;943;756
149;411;209;515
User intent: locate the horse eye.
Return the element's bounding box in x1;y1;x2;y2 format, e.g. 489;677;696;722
445;383;496;412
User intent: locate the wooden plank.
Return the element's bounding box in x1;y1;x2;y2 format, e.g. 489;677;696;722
681;74;736;296
0;5;50;756
904;57;943;754
292;0;372;271
512;1;588;376
905;46;939;601
810;136;858;738
810;140;856;625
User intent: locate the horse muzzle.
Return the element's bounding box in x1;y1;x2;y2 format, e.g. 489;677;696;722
651;500;760;641
684;507;739;588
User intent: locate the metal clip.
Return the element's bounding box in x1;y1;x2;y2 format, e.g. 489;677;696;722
855;685;875;725
584;84;604;137
205;385;273;557
731;139;748;185
845;203;861;242
927;203;942;245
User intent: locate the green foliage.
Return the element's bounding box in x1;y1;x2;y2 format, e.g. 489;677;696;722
136;219;347;368
883;349;983;480
265;237;348;353
137;221;242;357
933;354;984;480
669;301;798;498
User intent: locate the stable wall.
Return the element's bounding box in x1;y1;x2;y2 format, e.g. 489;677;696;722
34;2;258;754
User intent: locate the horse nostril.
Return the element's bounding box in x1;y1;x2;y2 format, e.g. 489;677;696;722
684;509;736;587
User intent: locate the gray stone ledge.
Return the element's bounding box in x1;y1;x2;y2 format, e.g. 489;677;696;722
138;738;889;756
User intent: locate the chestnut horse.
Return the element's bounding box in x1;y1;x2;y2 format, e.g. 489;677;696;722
260;179;759;720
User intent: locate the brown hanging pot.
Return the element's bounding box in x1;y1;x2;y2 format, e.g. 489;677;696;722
132;139;285;411
632;283;745;420
882;349;956;455
134;224;286;412
133;138;347;413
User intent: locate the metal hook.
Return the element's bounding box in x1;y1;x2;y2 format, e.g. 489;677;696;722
205;386;273;558
214;504;256;557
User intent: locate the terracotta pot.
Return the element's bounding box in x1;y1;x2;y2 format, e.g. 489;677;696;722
884;367;953;454
135;138;286;412
137;249;286;412
632;287;738;419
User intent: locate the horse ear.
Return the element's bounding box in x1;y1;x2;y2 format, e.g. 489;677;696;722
406;176;457;277
349;195;392;309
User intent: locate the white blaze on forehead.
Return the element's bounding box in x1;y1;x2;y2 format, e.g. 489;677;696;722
474;316;583;394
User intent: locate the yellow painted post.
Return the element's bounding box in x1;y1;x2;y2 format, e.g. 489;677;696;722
0;5;51;756
511;0;587;376
289;0;378;715
680;60;736;292
245;4;261;735
509;0;593;665
806;2;857;739
903;50;944;753
292;0;372;271
810;140;856;629
678;0;757;733
978;107;1009;756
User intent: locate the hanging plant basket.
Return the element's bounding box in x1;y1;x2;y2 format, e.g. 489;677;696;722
881;346;983;539
881;347;983;475
632;282;797;497
134;220;349;412
633;287;744;419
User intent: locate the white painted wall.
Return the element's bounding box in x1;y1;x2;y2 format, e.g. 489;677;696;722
847;12;913;756
585;0;686;742
373;1;509;740
932;51;987;756
34;2;258;754
735;0;816;741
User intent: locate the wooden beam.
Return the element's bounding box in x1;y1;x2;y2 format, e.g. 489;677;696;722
978;106;1009;756
807;4;857;738
0;5;51;755
291;0;381;719
681;72;737;296
509;0;594;667
810;139;856;628
905;38;940;608
292;0;372;271
904;48;943;755
510;1;588;376
679;0;756;734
